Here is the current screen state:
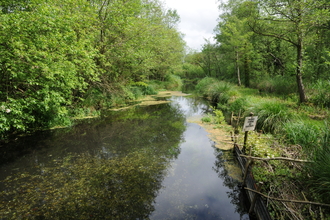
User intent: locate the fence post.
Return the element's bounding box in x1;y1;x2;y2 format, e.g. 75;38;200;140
249;182;264;214
242;159;253;186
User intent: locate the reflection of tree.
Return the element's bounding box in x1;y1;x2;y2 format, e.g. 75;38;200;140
212;146;251;220
0;100;187;219
1;152;169;219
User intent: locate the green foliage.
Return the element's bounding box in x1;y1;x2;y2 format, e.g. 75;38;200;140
195;78;238;108
182;62;205;80
251;101;293;133
201;116;211;123
195;77;217;95
212;108;225;124
245;131;280;158
255;75;297;96
307;124;330;204
164;74;183;90
308;80;330;108
228;97;249;115
282;121;323;154
129;82;157;98
201;107;225;124
0;0;186;138
208;81;232;105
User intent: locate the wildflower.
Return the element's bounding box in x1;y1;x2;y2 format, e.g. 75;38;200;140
5;109;11;113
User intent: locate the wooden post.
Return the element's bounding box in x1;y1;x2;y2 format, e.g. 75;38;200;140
242;130;248;153
249;182;263;214
242;159;253;186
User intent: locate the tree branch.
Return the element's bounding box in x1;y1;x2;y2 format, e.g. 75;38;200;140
239;154;312;163
244;187;330;208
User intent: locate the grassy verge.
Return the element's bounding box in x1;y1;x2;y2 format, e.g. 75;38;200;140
195;77;330;219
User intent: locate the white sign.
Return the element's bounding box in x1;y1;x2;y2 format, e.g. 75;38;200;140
243;116;258;132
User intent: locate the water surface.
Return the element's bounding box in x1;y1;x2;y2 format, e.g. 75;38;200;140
0;95;250;219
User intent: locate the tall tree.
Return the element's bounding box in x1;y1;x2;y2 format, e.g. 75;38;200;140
248;0;330;102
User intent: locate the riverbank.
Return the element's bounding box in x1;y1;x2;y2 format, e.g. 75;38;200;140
193;78;330;219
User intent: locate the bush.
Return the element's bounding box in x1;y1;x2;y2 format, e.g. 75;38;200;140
129;82;157;98
165;74;183;90
229;97;249;115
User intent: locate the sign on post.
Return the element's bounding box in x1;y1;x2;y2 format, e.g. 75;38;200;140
243;116;258;132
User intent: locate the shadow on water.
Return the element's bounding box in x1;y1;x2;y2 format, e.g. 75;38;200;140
0;95;251;219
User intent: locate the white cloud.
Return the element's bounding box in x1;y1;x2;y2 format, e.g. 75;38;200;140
164;0;220;51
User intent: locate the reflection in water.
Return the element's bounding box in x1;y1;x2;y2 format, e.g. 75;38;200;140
0;95;250;219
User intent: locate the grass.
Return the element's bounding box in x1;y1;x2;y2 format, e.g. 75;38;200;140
194;77;330;219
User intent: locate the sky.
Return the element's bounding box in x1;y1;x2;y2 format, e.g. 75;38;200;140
164;0;220;51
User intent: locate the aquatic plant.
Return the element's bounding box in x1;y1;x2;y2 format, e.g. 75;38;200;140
0;152;169;219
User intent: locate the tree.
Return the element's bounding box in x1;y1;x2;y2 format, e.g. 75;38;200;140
215;1;257;86
0;0;98;135
248;0;330;102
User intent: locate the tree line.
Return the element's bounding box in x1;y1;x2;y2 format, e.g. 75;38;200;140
0;0;186;138
186;0;330;106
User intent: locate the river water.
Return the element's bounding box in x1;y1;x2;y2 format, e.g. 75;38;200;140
0;94;250;219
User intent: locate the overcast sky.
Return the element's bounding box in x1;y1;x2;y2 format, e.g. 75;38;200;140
164;0;220;51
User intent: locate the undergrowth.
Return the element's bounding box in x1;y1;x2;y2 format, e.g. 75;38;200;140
196;77;330;219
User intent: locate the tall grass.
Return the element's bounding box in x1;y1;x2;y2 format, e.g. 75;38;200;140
195;77;238;107
307;122;330;204
195;77;217;95
281;121;322;154
251;100;293;133
254;75;296;96
308;79;330;108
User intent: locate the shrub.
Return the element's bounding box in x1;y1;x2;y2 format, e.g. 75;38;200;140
165;74;183;90
129;82;157;98
229;97;249;115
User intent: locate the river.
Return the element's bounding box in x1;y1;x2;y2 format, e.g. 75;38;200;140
0;92;251;219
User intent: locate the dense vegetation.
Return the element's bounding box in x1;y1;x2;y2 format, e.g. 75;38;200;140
185;0;330;106
1;0;330;218
183;0;330;218
0;0;185;138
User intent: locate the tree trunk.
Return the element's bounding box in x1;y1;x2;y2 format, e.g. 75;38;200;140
296;38;307;103
244;49;250;87
236;50;241;86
